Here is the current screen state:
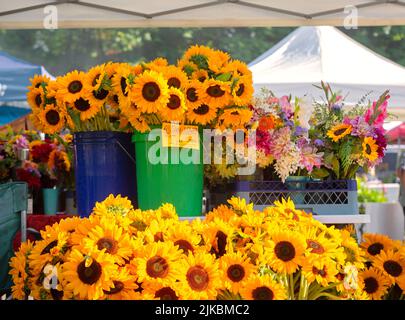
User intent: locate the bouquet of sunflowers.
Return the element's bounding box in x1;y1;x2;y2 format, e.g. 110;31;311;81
309;82;389;180
11;194;404;300
27;45;253;135
359;233;405;300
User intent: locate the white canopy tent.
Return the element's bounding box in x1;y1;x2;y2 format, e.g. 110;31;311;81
249;26;405;116
1;1;405;29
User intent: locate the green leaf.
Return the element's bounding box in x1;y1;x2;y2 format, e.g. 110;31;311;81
331;156;340;179
311;167;330;179
216;72;232;82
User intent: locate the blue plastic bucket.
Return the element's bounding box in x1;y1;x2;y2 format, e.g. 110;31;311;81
42;187;60;215
74;131;137;217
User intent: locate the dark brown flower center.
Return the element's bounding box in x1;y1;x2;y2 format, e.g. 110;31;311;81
186;88;198;102
236;84;245;97
120;77;128;97
307;240;325;254
366;144;372;155
130;220;147;232
68;80;83;94
333;128;348;136
252;286;274;300
186;266;209;291
92;74;100;87
113;94;119;104
174;239;194;255
154;287;179;300
40;240;58;255
227;264;245;282
207;85;225;98
146;256;169;278
364;277;379;294
142;82;160;102
274;241;296;262
167;94;181;110
193;104;210;115
96;237;118;255
77;259;102;285
210;231;227;258
35;94;42;107
167;77;181;88
93;89;109;100
231;111;240;116
74;98;91;112
154;232;164;242
312;266;327;277
45;110;60;126
50;288;64;300
383;260;403;277
367;243;384;256
104;281;124;295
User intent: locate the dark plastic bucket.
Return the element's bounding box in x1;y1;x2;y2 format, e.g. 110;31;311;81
74;131;137;217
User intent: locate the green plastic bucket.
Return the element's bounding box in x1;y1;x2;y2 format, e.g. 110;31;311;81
132;126;203;217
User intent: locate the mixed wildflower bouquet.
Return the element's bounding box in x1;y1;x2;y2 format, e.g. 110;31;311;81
27;45;253;134
247;88;323;182
9;194;399;301
309;82;389;180
359;233;405;300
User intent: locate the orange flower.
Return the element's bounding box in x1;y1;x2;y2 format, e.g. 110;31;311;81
258;116;275;131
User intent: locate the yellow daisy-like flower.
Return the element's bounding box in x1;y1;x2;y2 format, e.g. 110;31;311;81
48;149;71;173
145;57;169;71
130;70;170;114
327;123;352;142
205;204;236;223
186;102;218;125
216;108;252;131
62;248;117;300
207;50;230;74
341;232;366;270
182;45;215;62
140;218;173;244
161;65;189;89
28;74;50;91
304;228;344;263
133;242;183;286
82;216;134;265
56;70;89;104
142;281;182;300
219;251;256;294
359;267;391;300
9;241;33;300
92;194;134;219
85;64;106;91
231;76;254;107
38;104;65;134
202;218;235;258
240;274;287;300
361;233;395;260
228;196;255;216
198;79;231;109
111;64;132;109
27;87;45;109
191;69;209;82
223;60;252;80
373;250;405;288
68;92;101;121
160;87;187;122
266;230;307;274
165;221;202;256
155;203;178;220
103;266;140;300
30;262;66;300
302;259;338;287
362;137;379;162
179;252;222;300
184;79;205;109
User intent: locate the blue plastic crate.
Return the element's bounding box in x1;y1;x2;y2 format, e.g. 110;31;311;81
235;180;358;215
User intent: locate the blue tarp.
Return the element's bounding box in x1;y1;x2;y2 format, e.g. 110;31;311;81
0;51;44;102
0;106;30;126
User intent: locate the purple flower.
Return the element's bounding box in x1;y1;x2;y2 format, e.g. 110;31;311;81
332;104;342;111
14;136;29;150
314;139;324;147
343;116;373;137
294;126;308;136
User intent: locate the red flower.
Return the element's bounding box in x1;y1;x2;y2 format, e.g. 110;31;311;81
31;143;54;163
16;168;41;189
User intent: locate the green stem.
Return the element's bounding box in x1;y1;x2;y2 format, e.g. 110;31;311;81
312;292;343;300
289;273;295;300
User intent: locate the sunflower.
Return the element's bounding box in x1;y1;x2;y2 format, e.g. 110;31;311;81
85;64;106;91
130;70;169;114
48;149;71;173
359;267;391;300
133;242;183;286
198;79;231;109
186;102;218;125
92;194;134;219
327;123;352;142
219;251;256;294
82;216;134;265
362;137;379;162
69;93;101;121
341;232;366;269
155;203;178;220
361;233;395;260
103;266;140;300
207;51;229;74
216;108;252;130
30;263;66;300
205;204;236;223
161;65;189;89
203;219;235;258
143;282;181;300
231;76;254;107
62;248;117;300
27;87;45;109
38;103;66;134
302;259;338;287
111;64;132;109
121;104;151;133
184;79;205;109
304;228;344;263
145;57;169;71
56;70;89;103
223;60;252;79
191;69;209;82
373;250;405;287
266;230;307;274
9;241;33;300
159;87;187;122
178;252;222;300
57;216;82;235
165;222;201;256
240;275;287;300
182;45;215;64
28;74;50;91
228;196;255;216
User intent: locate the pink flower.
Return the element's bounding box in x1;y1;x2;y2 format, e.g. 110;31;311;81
365;95;389;129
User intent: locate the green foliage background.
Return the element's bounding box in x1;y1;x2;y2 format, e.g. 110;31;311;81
0;26;404;76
